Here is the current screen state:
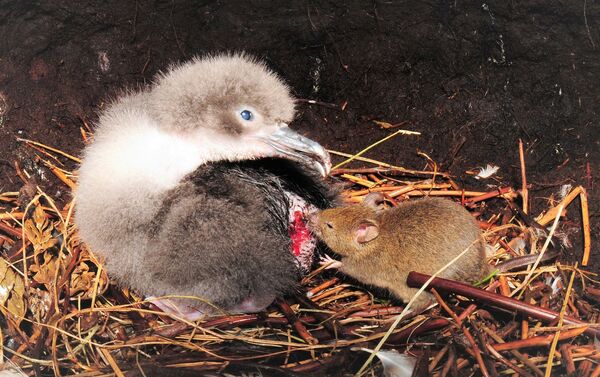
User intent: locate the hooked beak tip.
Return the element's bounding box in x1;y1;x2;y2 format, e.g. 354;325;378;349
264;126;331;178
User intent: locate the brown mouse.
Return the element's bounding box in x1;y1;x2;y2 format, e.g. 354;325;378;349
309;193;490;311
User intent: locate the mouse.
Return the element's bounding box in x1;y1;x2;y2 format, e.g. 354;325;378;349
309;193;561;312
309;193;491;312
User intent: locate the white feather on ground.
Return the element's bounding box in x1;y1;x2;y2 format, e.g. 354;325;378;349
0;359;28;377
474;164;500;180
357;348;417;377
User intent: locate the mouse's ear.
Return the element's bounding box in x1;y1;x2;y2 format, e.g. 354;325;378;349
354;220;379;244
362;192;386;212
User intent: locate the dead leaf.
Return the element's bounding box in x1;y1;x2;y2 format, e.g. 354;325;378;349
28;287;51;322
24;206;57;254
29;251;61;286
0;258;26;323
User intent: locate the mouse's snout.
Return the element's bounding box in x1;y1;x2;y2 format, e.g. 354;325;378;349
307;211;320;230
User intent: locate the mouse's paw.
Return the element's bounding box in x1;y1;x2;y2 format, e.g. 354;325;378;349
319;254;342;270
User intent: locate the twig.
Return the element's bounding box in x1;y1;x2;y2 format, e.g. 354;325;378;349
519;139;529;214
0;221;22;238
429;344;449;373
345;189;514;203
440;345;456;377
431;289;490;377
330;166;445;177
486;343;536;377
464;187;514;204
387;318;450;344
544;266;578;377
331;129;421;170
296;98;342;110
13;161;29;184
327;150;445;177
348;183;451;197
293;294;340;338
491;326;587;352
17;138;81;163
276;299;318;345
351;306;405;318
559;344;576;376
478;323;544;377
99;348;125;377
340;174;376;188
406;272;600;337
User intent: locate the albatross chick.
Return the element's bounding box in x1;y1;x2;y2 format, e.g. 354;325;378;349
75;54;334;320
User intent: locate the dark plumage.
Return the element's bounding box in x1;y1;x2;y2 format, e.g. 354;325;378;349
145;159;334;313
75;54;335;319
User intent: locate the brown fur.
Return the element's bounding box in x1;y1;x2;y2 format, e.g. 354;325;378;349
311;197;490;311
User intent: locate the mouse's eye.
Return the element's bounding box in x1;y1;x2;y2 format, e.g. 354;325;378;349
326;222;334;229
240;109;253;121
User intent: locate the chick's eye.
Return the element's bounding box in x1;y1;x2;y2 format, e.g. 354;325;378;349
240;110;253;121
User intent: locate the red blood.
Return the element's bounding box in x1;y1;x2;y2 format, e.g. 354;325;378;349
289;210;311;256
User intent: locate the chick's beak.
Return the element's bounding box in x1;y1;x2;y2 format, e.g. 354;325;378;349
262;125;331;177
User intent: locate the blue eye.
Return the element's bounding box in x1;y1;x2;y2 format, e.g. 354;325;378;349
240;110;253;121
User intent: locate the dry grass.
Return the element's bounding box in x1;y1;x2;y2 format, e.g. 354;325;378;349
0;138;596;376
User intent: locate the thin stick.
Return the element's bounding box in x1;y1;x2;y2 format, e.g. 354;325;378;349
0;222;22;238
406;272;600;337
579;188;592;266
331;166;446;177
464;187;514;204
491;326;587;352
17;138;81;163
90;265;103;310
486;344;536;377
276;299;318;345
340;174;376;188
431;289;490;377
306;278;339;298
429;344;449;373
519;139;528;214
47;164;76;190
348;183;452;197
99;348;125;377
559;345;576;376
13;161;28;184
332;129;421;170
478;323;544;377
327;150;445;177
296;98;342;109
345;189;515;203
544;266;578;377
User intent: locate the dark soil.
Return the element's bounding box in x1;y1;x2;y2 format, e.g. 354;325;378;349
0;0;598;295
0;1;599;375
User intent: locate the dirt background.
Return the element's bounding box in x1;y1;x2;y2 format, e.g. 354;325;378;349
0;1;598;267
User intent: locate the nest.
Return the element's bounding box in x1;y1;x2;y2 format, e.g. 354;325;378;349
0;134;596;377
